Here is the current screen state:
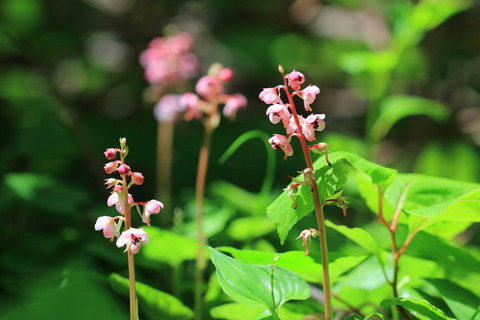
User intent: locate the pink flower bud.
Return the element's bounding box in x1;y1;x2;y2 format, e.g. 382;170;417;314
268;134;293;159
107;192;134;215
95;216;119;239
286;70;305;90
104;161;119;174
131;172;144;185
259;87;280;104
223;94;247;118
116;228;149;254
117;164;131;176
104;178;118;188
298;85;320;111
104;148;118;160
195;75;222;98
141;200;164;225
218;68;233;82
180;93;202;120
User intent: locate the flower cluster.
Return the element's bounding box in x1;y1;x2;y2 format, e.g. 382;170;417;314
95;138;164;254
140;32;198;88
180;64;247;122
259;68;329;160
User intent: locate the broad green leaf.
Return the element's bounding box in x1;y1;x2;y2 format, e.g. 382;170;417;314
219;246;366;284
109;273;193;320
381;298;455;320
137;226;197;268
210;303;266;320
344;313;386;320
325;220;382;259
425;279;480;320
206;246;310;314
337;256;391;291
227;216;275;241
371;95;449;141
4;173;88;215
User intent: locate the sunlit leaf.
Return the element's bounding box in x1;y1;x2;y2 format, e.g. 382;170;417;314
381;297;455;320
210;303;266;320
227;216;275;241
206;246;310;314
109;273;193;320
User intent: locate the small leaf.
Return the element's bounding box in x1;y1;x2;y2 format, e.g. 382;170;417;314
425;278;480;320
109;273;193;320
380;297;455;320
206;246;310;314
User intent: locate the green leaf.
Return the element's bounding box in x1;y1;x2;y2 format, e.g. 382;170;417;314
210;303;266;320
137;226;197;268
227;216;275;241
219;246;366;285
205;246;310;314
380;298;455;320
371;95;449;141
109;273;193;320
425;279;480;320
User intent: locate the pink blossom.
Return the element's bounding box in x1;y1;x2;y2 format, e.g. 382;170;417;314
223;94;247;118
286;70;305;90
302;114;326;141
116;228;149;254
104;161;119;174
154;94;182;122
107;192;134;215
218;68;233;82
195;75;222;98
286;115;300;135
104;178;118;188
116;164;131;176
131;172;144;185
95;216;119;239
268;134;293;159
298;85;320;111
104;148;118;160
142;200;164;225
266;104;290;128
296;228;318;256
180;93;202;120
259;87;280;104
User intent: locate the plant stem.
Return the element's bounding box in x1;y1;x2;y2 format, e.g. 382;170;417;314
281;78;332;320
156;120;174;226
120;150;136;320
194;119;213;320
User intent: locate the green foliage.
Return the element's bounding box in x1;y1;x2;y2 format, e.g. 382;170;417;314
109;273;194;320
380;297;456;320
205;246;311;316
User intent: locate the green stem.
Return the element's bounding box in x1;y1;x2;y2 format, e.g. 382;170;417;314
156;119;175;226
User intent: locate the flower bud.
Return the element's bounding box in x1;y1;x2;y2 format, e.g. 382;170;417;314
218;68;233;82
117;164;131;176
104;148;118;160
131;172;144;185
104;161;119;174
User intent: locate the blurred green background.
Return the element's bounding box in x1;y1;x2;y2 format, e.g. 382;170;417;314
1;0;480;319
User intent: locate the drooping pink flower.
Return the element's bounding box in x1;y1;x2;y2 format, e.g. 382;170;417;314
116;164;131;176
266;104;291;127
223;94;247;118
218;68;233;82
131;172;144;185
180;93;202;120
195;75;222;98
302;114;326;141
104;161;119;174
259;87;280;104
104;148;118;160
107;192;134;215
268;134;293;159
116;228;150;254
141;200;164;225
296;228;318;256
298;85;320;111
95;216;119;239
286;70;305;90
154;94;182;122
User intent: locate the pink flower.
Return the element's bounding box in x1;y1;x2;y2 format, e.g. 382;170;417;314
223;94;247;118
286;70;305;90
218;68;233;82
104;148;118;160
286;115;299;135
131;172;144;185
107;192;134;215
195;75;222;98
302;114;326;141
142;200;164;225
266;104;290;127
259;87;280;104
298;85;320;111
117;164;131;176
154;94;182;122
116;228;149;254
296;228;318;256
268;134;293;159
95;216;119;239
180;93;202;120
104;161;119;174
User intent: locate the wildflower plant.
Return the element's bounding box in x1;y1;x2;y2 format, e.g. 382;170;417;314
95;138;164;320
